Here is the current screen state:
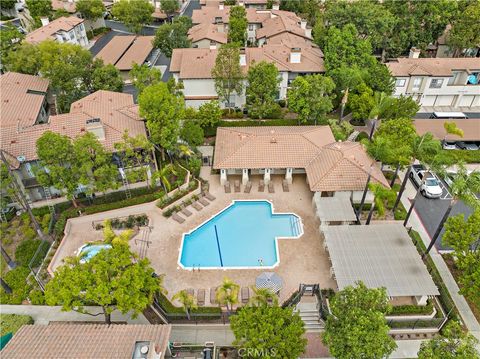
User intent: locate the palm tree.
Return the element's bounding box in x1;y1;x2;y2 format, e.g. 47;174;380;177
392;133;442;213
151;164;176;192
216;277;239;314
248;287;278;306
172;289;197;320
368;92;392;141
424;165;480;257
177;144;194;159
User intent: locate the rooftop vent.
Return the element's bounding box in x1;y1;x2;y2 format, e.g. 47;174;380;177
270;137;277;143
132;341;150;359
86;118;105;140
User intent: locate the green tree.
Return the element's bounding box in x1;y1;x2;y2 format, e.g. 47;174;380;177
442;208;480;310
246;61;280;120
322;282;396;359
4;42;41;75
448;2;480;56
151;164;176;192
153;16;192;58
288;74;335;125
111;0;154;34
0;0;16;11
25;0;52;18
230;305;307;358
90;60;123;92
180;121;204;147
75;0;105;37
228;5;247;45
45;243;162;324
73;132;119;194
380;95;420;121
35;131;82;207
172;289;197;320
348;83;375;122
113;131;153;182
248;287;278;307
160;0;180;21
216;277;239;313
129;63;162;94
384;0;458;57
324;0;396;55
0;24;24;65
418;321;479;359
197;101;222;128
138;82;184;158
211;44;244;113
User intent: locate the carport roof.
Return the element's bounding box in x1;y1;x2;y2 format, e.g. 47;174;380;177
323;223;439;297
414;119;480;141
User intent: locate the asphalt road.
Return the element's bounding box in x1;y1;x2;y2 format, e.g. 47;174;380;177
181;0;202;17
410;176;474;251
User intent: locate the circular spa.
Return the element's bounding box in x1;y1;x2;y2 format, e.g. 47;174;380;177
179;200;303;269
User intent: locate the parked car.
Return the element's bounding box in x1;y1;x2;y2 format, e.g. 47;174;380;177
410;164;443;199
442;140;457;150
456;141;479;150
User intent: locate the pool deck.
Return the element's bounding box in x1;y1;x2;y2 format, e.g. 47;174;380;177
50;168;337;305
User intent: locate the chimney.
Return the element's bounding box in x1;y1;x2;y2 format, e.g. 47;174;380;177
409;47;421;58
210;41;217;50
289;47;301;63
86;118;105;141
239;0;245;6
300;19;307;30
216;20;224;32
219;1;224;10
305;27;312;38
272;0;279;10
40;17;49;26
239;48;246;66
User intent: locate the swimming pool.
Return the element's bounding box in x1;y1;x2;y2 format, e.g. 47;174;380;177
78;244;112;263
179;200;303;269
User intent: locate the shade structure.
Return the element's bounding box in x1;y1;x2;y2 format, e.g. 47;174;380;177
256;272;283;293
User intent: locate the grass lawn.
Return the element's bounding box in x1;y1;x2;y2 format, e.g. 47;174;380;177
0;314;33;336
442;254;480;322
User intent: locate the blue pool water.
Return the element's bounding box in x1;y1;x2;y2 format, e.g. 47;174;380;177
79;244;112;262
179;200;302;268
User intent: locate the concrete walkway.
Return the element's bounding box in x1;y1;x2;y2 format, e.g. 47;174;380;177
0;305;149;325
399;171;480;342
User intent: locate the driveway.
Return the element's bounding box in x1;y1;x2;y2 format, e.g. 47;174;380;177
408;176;475;251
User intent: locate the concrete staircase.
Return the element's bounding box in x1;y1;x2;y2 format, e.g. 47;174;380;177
295;297;323;333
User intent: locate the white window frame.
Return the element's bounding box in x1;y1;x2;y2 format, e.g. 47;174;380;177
429;79;444;89
395;79;406;87
248;24;254;31
412;78;422;91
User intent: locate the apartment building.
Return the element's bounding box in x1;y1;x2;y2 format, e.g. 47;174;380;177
190;3;311;48
0;72;150;202
25;16;88;47
170;45;325;108
200;0;269;9
387;54;480;109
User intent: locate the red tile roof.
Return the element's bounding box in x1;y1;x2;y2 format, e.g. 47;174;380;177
1;324;171;359
25;16;84;44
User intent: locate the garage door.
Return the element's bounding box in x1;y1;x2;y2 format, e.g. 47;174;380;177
435;95;455;106
458;95;475;107
422;95;436;106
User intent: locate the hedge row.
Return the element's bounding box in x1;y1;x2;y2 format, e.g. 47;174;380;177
156;292;222;318
390;300;434;316
204;119;300;137
441;149;480;164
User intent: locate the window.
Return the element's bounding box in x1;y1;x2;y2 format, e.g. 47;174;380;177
448;72;459;85
248;24;254;31
395;79;406;87
429;79;443;88
412;78;422;91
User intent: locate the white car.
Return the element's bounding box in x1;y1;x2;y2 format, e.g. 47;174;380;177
442;141;457;150
410;164;443;199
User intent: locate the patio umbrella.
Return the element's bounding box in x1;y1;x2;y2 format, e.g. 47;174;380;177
256;272;283;294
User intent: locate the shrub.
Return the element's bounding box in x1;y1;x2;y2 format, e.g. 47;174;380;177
389;300;434;316
29;289;45;305
328;119;354;141
1;266;32;304
23;227;37;241
278;99;286;108
355;132;369;142
441;149;480;164
0;314;33;336
180;121;204;146
157;180;199;209
155;292;221;318
15;240;50;268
